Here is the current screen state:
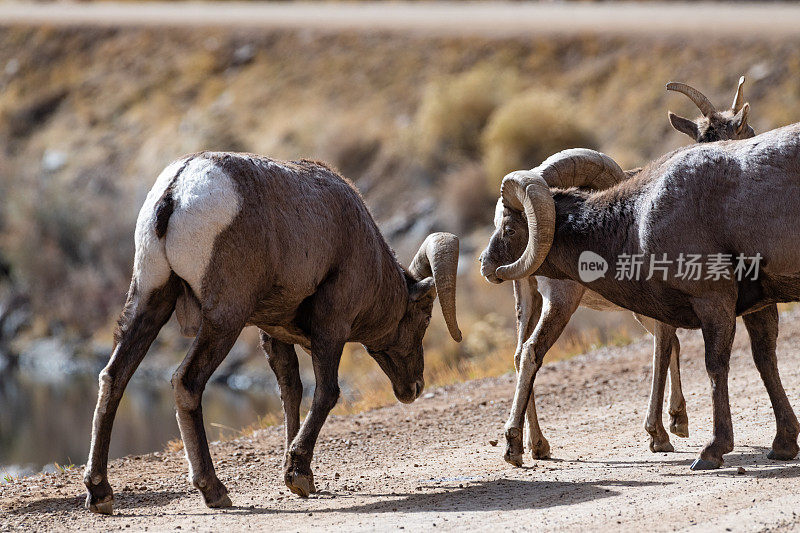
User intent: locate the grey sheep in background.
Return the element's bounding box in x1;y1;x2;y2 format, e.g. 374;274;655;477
480;117;800;471
481;78;757;466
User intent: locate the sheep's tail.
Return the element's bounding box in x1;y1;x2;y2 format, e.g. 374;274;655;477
151;164;202;337
154;159;190;239
129;158;201;338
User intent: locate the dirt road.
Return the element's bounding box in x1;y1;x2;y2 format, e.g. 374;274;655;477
1;1;800;37
3;308;800;531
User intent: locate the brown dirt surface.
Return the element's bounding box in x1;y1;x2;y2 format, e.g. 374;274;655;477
3;308;800;531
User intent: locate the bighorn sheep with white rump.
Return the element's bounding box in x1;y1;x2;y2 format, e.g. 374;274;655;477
83;154;461;514
480;123;800;470
481;78;758;465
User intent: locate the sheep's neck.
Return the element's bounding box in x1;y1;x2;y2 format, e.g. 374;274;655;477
352;251;409;346
539;190;639;286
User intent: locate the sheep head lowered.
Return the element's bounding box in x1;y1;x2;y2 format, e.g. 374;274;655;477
667;76;754;142
83;153;461;513
368;232;462;403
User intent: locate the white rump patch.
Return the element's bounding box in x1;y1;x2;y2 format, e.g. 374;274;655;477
133;159;186;297
165;157;242;299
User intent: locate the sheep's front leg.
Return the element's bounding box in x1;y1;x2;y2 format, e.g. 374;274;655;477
525;393;550;459
512;278;550;459
743;305;799;460
172;318;243;508
690;296;736;470
261;333;303;451
284;334;345;497
505;292;577;467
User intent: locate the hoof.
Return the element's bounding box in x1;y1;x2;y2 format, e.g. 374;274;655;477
649;438;675;453
504;451;524;467
670;413;689;438
530;439;551;460
690;458;721;471
206;493;232;509
670;421;689;438
767;448;798;461
504;427;524;467
85;494;114;515
286;470;316;498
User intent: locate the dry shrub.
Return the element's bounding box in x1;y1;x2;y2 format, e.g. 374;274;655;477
482;90;597;188
414;66;518;165
437;163;494;234
318;113;385;180
1;172;134;337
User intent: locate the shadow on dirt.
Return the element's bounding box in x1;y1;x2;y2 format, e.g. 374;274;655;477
580;446;800;478
6;490;187;516
224;477;663;516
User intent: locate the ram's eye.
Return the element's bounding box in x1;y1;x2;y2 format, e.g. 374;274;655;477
505;227;516;236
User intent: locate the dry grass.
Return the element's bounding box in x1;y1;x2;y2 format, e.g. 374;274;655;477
165;438;185;453
413;65;518;166
3;27;799;437
482;90;597;186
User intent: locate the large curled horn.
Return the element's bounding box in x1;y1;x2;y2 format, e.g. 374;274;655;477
731;75;746;113
495;171;556;281
666;82;717;116
535;148;627;190
409;232;462;342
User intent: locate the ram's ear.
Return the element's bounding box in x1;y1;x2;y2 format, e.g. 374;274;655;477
734;102;750;135
409;277;436;302
668;111;699;140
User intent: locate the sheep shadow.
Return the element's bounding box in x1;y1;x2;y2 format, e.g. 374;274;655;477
5;490;186;516
229;477;663;516
580;446;800;478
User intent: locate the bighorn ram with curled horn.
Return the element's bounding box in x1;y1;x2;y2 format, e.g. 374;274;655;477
83;153;461;514
481;119;800;471
479;79;758;466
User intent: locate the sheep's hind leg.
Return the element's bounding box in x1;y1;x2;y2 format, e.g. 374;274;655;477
644;322;675;453
172;317;244;508
667;334;689;438
84;275;180;515
743;305;799;460
261;334;305;480
690;295;736;470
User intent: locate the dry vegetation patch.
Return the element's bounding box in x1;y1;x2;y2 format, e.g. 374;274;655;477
2;27;800;406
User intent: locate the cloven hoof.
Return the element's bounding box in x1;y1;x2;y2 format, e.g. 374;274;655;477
504;451;524;468
530;442;551;460
85;495;114;515
206;493;233;509
690;458;721;470
767;448;799;461
649;438;675;453
670;413;690;438
286;471;316;498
